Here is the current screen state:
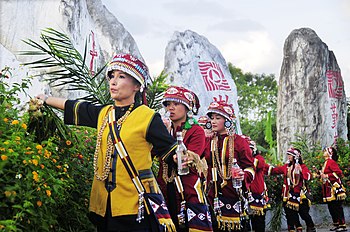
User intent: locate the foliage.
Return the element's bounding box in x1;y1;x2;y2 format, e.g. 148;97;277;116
0;28;172;231
146;70;169;111
0;68;95;231
239;115;277;150
228;63;278;152
21;28;110;105
228;63;277;121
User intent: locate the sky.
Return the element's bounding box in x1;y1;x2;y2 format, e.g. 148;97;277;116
101;0;350;97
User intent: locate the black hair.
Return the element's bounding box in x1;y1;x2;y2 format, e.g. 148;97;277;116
330;147;339;161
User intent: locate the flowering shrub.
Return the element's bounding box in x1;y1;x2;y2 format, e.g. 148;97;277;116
0;68;96;231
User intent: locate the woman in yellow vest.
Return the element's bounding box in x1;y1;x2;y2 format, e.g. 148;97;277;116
37;53;177;232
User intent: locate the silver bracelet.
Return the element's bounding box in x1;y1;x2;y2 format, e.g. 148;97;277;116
43;95;49;103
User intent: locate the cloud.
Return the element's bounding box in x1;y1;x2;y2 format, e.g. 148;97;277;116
147;59;164;78
340;0;350;19
162;0;232;18
219;31;280;74
207;19;265;33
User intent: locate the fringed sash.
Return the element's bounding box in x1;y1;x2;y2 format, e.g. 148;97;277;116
108;108;176;231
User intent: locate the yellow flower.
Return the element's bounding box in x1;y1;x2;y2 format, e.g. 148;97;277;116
52;158;57;163
11;191;16;196
0;147;5;151
8;149;14;153
26;147;31;150
56;165;61;169
15;136;21;141
3;118;8;123
3;141;9;145
1;155;8;161
46;189;51;197
66;140;72;146
36;144;43;150
23;160;27;164
11;120;19;125
32;159;38;166
32;171;39;182
4;191;11;197
37;187;41;191
44;150;51;158
21;123;27;129
63;168;67;172
37;201;42;207
40;164;45;169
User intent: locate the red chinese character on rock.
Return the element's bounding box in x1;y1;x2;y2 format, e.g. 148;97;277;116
89;30;98;76
333;131;338;143
330;103;338;129
326;70;343;99
198;61;231;91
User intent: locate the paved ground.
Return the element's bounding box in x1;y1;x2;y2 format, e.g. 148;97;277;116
279;225;348;232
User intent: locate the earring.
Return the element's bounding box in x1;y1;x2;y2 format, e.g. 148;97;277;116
224;120;232;129
187;107;194;125
205;122;212;130
224;119;235;136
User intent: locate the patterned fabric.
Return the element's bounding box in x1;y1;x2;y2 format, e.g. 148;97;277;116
162;86;200;113
249;155;269;215
268;163;311;211
198;115;209;126
286;147;301;158
106;53;151;89
145;193;176;232
322;159;347;202
249;193;268;215
186;202;213;232
216;195;241;231
206;99;235;122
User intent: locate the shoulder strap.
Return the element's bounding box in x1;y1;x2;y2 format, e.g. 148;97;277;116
107;107;146;222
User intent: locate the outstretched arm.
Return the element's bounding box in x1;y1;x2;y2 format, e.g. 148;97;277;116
36;94;67;110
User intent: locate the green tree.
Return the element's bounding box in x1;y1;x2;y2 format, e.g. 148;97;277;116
228;63;278;147
228;64;277;120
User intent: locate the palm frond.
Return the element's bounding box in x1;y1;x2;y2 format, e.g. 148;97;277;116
147;70;169;111
21;28;110;105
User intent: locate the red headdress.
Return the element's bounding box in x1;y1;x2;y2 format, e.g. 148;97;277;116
106;53;151;90
162;86;200;115
206;95;235;122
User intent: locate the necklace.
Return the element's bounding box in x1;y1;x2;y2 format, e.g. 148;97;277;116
287;165;300;187
93;109;114;181
212;134;234;180
93;104;134;181
116;104;134;130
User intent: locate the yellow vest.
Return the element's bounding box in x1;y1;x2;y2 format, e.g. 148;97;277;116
89;105;155;217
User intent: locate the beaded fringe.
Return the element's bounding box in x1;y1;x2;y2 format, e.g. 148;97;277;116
250;205;265;216
217;215;240;231
158;218;177;232
286;201;299;211
337;193;346;201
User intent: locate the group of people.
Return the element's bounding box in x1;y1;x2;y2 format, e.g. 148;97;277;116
36;53;347;232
